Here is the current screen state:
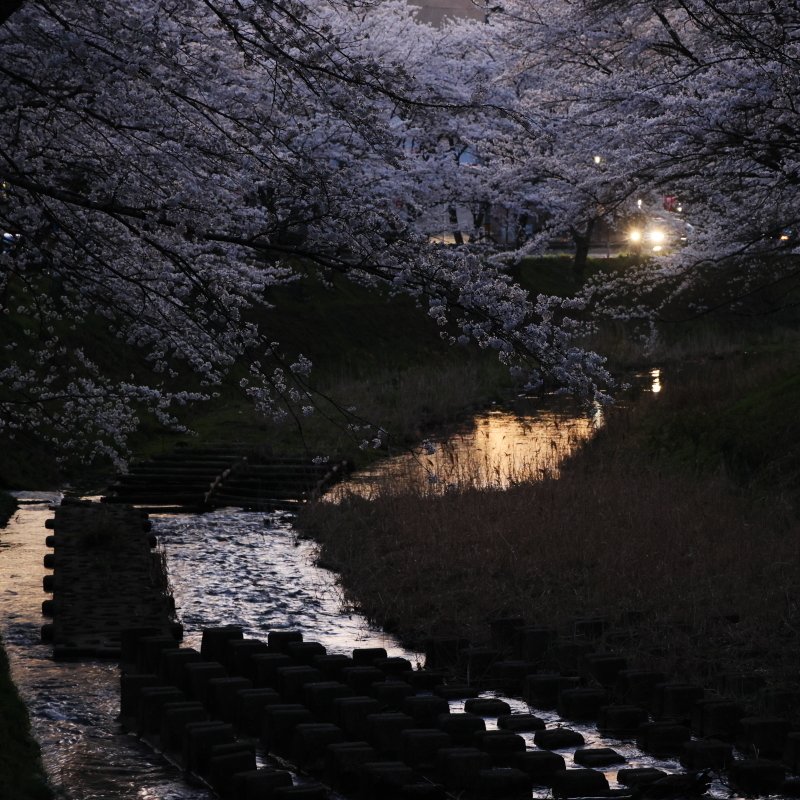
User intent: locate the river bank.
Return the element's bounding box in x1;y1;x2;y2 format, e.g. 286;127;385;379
298;345;800;696
0;498;54;800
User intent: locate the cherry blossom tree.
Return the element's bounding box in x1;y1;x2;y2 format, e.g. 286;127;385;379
487;0;800;317
0;0;612;465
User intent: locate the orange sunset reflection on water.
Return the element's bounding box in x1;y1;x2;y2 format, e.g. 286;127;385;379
328;402;602;500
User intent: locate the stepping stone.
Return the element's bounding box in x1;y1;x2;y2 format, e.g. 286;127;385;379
573;747;626;767
533;728;585;750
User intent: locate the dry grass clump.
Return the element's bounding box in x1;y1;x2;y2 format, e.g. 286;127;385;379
300;366;800;686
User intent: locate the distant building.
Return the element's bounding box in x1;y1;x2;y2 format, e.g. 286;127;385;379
410;0;484;27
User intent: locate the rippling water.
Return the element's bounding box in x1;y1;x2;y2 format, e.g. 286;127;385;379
155;508;419;662
330;398;603;500
0;499;421;799
0;497;212;800
0;379;766;800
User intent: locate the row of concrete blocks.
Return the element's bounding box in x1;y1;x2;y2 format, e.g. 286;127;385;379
122;622;800;799
39;502;175;659
425;619;800;796
119;625;662;799
428;621;799;716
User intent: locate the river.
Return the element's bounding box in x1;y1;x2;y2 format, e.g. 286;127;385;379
0;376;761;800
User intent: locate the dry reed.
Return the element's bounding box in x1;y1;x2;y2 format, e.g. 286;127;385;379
300;355;800;688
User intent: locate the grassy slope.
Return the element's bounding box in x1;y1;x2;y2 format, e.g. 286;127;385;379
0;265;527;488
0;646;53;800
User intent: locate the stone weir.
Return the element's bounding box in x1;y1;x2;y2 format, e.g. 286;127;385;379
102;446;348;513
40;499;180;660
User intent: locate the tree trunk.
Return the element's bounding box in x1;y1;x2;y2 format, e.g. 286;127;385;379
448;205;464;246
571;219;595;278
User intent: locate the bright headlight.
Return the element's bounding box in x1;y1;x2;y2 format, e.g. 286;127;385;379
648;228;666;244
629;228;642;243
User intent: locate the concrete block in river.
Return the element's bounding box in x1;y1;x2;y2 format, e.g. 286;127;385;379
557;687;607;721
324;741;378;792
158;647;202;686
424;637;470;669
584;653;627;686
136;685;186;735
496;713;545;732
399;728;452;769
524;674;580;709
435;746;492;790
303;680;354;720
784;731;800;772
636;721;691;756
473;730;527;766
251;652;293;688
476;766;533;799
365;712;415;756
200;625;243;662
225;639;270;675
373;656;414;676
290;722;346;772
119;627;163;666
736;716;790;758
463;697;511;717
137;634;182;674
614;669;665;706
271;784;329;799
275;665;323;702
184;661;226;701
549;640;595;672
597;704;648;736
119;673;160;717
510;750;566;784
207;746;257;796
650;682;704;722
457;646;502;684
680;738;733;770
690;699;744;740
230;768;293;800
728;758;787;795
267;629;303;652
332;696;381;739
369;679;414;710
573;747;626;767
533;728;585;750
435;712;485;745
551;768;609;798
205;676;253;721
489;617;525;653
490;660;539;695
517;626;558;663
615;767;667;788
433;683;480;700
160;702;209;752
398;783;447;799
341;665;387;694
234;687;282;736
286;640;327;665
182;721;235;774
358;761;416;798
312;653;354;680
260;704;314;756
406;670;449;692
403;694;450;727
352;646;387;665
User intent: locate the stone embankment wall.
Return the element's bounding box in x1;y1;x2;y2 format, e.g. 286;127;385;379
120;622;800;799
41;499;179;659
